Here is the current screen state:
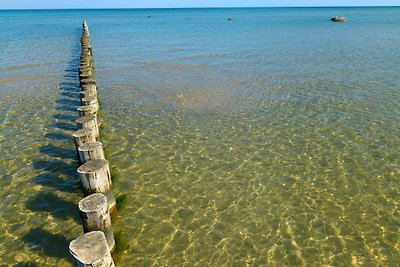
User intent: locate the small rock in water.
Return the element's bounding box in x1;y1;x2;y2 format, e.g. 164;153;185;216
228;18;233;21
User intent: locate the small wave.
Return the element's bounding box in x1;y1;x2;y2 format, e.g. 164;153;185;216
124;54;226;70
126;63;212;70
158;48;184;54
0;61;62;71
159;64;211;70
129;65;147;69
181;53;227;60
160;53;227;63
0;75;48;83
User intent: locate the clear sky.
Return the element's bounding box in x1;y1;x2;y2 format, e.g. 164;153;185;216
0;0;398;9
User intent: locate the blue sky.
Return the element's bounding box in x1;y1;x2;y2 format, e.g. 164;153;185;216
0;0;398;9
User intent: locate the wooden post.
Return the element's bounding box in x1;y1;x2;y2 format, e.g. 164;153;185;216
69;231;115;267
81;95;98;106
79;73;91;82
81;96;99;112
73;129;97;151
76;115;99;138
80;49;90;56
78;142;105;163
82;48;92;58
81;84;97;95
80;61;91;69
81;55;92;64
80;61;93;69
78;193;115;252
80;90;97;100
80;78;96;87
77;105;97;117
80;56;92;64
78;67;93;77
80;55;91;64
77;159;116;212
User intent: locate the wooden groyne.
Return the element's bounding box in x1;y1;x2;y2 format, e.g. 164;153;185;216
69;21;117;266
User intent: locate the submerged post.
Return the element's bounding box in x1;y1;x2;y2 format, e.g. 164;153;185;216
69;231;115;267
78;193;115;252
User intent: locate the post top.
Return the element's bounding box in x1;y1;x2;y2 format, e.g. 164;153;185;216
69;231;110;264
82;96;98;102
81;83;96;90
78;159;108;173
80;78;96;84
77;105;96;111
73;128;95;138
79;193;107;213
76;115;96;124
78;141;103;151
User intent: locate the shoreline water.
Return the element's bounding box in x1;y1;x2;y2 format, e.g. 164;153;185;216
0;7;399;265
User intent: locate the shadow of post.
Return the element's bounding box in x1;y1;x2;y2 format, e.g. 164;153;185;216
24;29;84;263
22;228;71;261
14;262;39;267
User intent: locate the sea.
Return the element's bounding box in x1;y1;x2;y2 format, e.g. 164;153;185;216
0;7;399;266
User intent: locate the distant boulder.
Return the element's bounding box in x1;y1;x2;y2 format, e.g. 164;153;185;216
330;16;347;22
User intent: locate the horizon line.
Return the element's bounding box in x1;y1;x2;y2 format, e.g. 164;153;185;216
1;5;399;11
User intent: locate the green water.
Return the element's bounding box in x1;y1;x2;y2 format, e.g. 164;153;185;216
0;7;399;266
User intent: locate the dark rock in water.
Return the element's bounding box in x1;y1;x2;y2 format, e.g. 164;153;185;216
331;16;347;22
227;18;233;21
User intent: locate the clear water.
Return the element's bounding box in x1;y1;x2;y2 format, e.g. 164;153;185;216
0;7;399;266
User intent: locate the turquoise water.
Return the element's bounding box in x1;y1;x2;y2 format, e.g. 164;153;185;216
0;7;399;266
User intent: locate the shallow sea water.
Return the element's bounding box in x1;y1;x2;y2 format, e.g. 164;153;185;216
0;7;399;266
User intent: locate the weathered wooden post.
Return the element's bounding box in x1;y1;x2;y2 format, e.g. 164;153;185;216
80;78;96;87
80;54;92;66
78;142;105;163
69;231;115;267
81;89;97;98
79;73;91;81
77;159;116;212
81;96;99;112
78;67;93;77
77;105;97;117
78;193;115;252
80;55;91;65
80;61;93;69
80;61;91;69
76;115;99;138
81;48;92;59
73;129;97;151
81;84;97;95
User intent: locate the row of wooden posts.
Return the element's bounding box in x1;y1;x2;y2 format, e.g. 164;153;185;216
68;21;116;267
